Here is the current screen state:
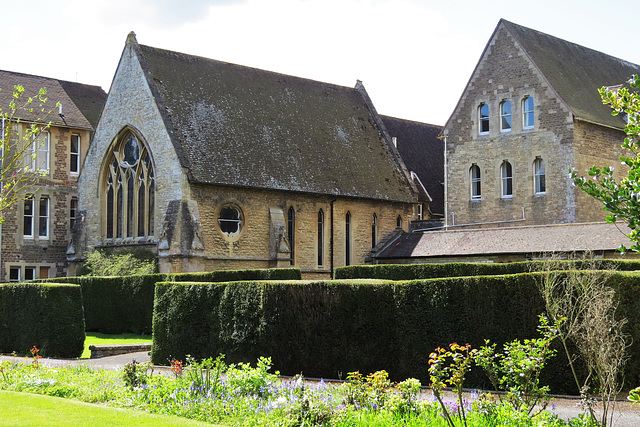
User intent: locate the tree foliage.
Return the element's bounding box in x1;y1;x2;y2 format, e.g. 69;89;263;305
571;74;640;251
82;250;157;277
0;85;57;222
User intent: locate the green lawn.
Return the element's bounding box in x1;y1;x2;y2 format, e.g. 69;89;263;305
0;390;217;426
81;332;152;359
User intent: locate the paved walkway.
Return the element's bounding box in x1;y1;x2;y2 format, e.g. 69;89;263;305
2;352;639;426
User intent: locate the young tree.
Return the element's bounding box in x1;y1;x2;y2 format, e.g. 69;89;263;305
0;85;56;222
571;74;640;251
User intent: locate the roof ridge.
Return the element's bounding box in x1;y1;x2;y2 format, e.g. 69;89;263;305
138;43;359;92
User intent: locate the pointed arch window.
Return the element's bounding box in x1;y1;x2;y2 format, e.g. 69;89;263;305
371;213;378;249
534;157;546;194
345;211;352;266
103;130;155;239
317;209;324;267
288;206;295;266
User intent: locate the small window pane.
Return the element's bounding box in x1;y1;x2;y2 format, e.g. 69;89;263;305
471;165;481;199
70;135;80;173
523;97;534;129
502;162;513;197
500;101;511;131
479;104;489;134
39;197;49;238
24;197;33;237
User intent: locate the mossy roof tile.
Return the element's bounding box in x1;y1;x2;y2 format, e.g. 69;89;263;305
134;42;415;202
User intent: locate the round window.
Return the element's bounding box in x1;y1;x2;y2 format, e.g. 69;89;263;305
218;205;243;237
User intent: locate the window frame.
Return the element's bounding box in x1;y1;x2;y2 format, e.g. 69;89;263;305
523;96;535;129
470;164;482;200
38;196;49;239
501;161;513;198
317;209;324;267
500;100;512;132
70;197;78;230
23;196;34;238
102;130;155;240
534;157;546;195
287;206;295;266
478;103;490;135
29;130;50;174
218;205;243;237
70;134;80;174
371;213;378;249
345;211;352;266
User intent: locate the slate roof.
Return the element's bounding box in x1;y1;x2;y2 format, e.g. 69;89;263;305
131;37;416;202
0;70;106;130
376;222;633;259
502;19;640;129
381;115;444;214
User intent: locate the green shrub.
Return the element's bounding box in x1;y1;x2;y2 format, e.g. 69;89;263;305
43;268;301;334
335;259;640;280
152;271;640;393
0;283;85;358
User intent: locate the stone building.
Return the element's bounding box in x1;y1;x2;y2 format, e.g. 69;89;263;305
71;33;420;278
441;19;640;229
0;70;106;281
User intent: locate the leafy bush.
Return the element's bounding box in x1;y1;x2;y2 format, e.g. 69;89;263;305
82;250;157;277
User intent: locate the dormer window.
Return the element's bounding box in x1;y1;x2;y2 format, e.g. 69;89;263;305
500;100;511;132
479;103;490;135
523;96;534;129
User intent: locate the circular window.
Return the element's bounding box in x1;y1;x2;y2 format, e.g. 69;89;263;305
218;205;243;237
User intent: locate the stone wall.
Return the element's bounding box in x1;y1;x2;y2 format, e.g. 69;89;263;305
159;184;416;278
444;24;580;228
1;124;91;280
76;41;186;259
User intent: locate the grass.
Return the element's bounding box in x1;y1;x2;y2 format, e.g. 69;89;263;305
0;390;217;426
81;332;152;359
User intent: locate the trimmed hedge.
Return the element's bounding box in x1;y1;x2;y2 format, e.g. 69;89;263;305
151;271;640;393
0;283;85;358
335;259;640;280
43;268;301;334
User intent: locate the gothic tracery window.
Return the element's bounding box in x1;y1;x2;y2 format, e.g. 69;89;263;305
103;131;155;239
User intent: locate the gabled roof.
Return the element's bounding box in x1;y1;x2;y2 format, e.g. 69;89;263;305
0;70;106;130
380;115;444;214
129;35;415;202
503;20;639;129
376;222;632;259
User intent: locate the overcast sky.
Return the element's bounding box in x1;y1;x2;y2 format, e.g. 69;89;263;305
3;0;639;125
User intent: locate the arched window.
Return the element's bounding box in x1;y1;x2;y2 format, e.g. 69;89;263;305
371;213;378;249
501;161;513;198
397;215;403;229
500;100;511;132
479;103;489;134
534;158;546;194
103;130;155;239
288;206;295;266
345;211;352;266
317;209;324;267
470;164;481;200
523;96;534;129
